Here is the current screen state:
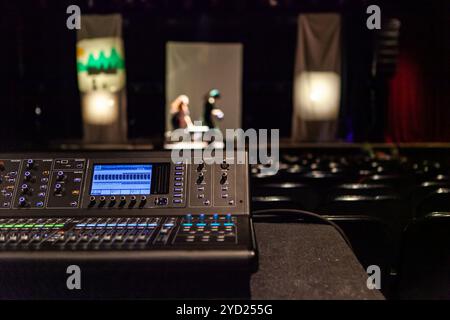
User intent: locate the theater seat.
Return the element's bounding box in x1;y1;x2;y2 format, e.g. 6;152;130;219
328;183;397;199
326;215;394;297
410;182;450;215
318;195;406;224
318;195;408;268
409;161;449;182
415;188;450;218
252;196;300;210
398;212;450;299
252;182;319;210
296;171;354;190
361;174;415;195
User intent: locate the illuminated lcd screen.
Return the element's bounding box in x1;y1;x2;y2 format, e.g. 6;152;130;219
90;164;152;196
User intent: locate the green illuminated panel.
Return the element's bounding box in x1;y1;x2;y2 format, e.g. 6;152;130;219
77;48;125;74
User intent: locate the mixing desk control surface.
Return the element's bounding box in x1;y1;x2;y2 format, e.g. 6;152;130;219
0;152;256;272
0;214;238;250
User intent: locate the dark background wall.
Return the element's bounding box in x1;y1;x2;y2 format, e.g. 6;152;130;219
0;0;447;151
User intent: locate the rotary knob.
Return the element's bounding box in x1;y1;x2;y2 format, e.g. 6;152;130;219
21;184;31;195
89;196;96;207
99;196;106;207
23;171;35;183
197;162;205;172
129;196;137;208
220;172;228;185
108;196;116;207
56;171;66;181
26;159;36;170
196;172;204;185
18;196;29;207
54;183;64;196
220;161;230;170
139;196;147;208
119;196;127;208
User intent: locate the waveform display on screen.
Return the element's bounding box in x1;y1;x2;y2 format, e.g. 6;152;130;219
90;164;152;196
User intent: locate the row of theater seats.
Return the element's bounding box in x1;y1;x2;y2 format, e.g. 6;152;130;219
251;150;450;299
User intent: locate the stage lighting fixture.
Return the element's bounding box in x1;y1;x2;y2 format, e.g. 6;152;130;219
82;90;118;125
295;71;340;121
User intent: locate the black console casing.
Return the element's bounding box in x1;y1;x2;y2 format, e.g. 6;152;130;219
0;151;257;299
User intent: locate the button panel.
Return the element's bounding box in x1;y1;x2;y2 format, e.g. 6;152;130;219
214;160;237;207
54;159;85;171
9;159;87;209
174;214;237;244
0;160;21;209
189;161;212;207
0;215;239;250
171;163;185;207
13;159;53;209
47;170;84;208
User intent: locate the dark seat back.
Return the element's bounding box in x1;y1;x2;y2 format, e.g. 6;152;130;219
398;213;450;299
318;195;406;224
327;215;394;297
329;183;397;199
415;188;450;218
252;182;319;210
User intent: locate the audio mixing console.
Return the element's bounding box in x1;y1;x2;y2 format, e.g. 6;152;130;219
0;152;257;298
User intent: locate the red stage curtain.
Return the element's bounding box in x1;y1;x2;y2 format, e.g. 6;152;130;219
386;3;450;142
386;52;427;142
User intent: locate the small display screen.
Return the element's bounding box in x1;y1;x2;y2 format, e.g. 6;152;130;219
90;164;152;196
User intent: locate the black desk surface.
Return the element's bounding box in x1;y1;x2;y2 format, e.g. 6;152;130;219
251;222;384;300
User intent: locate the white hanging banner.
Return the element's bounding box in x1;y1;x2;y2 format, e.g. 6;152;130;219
77;14;127;144
77;37;126;93
292;14;341;142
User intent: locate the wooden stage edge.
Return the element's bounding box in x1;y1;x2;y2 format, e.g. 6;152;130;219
47;139;450;151
277;140;450;149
